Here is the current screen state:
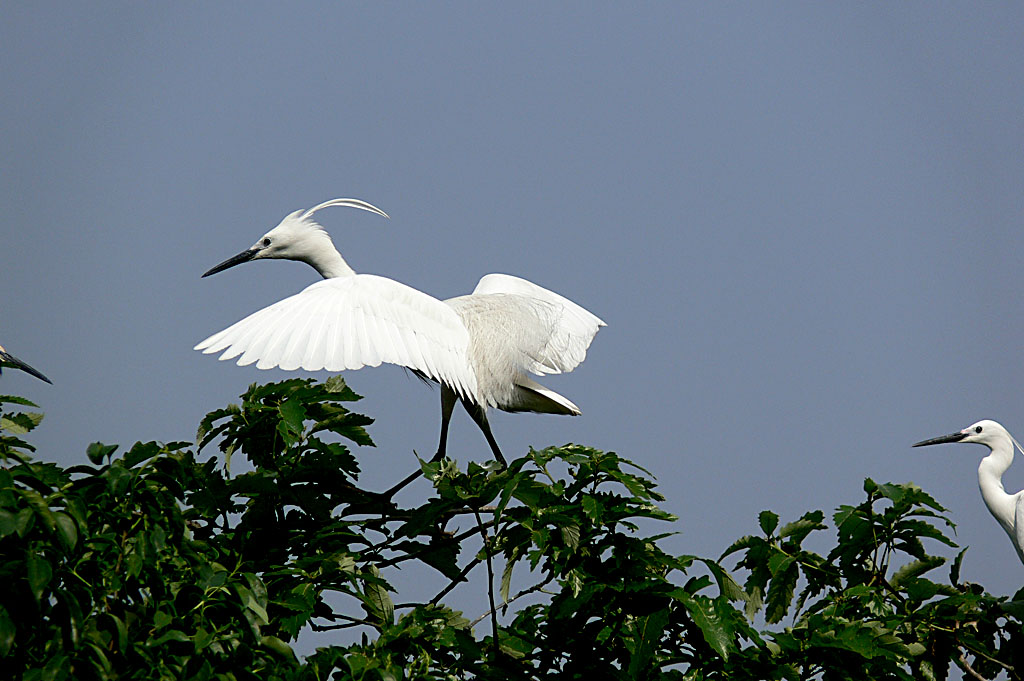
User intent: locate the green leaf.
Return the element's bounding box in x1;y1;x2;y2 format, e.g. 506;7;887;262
500;560;515;604
778;510;825;544
627;608;669;677
759;510;779;536
54;512;78;551
279;398;307;436
0;411;43;435
765;555;798;623
891;556;946;587
26;552;53;603
235;583;269;623
560;524;581;550
950;548;967;586
261;635;297;660
697;558;747;603
0;606;14;656
123;441;161;468
41;653;70;681
153;610;173;630
86;442;118;464
0;394;39;407
363;568;395;627
676;592;736;660
150;629;190;646
17;488;56;530
581;494;603;522
108;613;129;651
57;588;83;647
8;508;34;537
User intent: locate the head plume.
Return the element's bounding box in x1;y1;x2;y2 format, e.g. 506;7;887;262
300;198;390;221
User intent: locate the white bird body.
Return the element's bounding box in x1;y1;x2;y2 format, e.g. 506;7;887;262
195;199;604;470
913;419;1024;566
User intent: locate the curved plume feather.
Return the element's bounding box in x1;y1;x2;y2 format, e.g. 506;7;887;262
301;198;390;221
1012;434;1024;458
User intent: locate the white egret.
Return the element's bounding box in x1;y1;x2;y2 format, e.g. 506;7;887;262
0;343;51;383
195;198;604;480
913;420;1024;565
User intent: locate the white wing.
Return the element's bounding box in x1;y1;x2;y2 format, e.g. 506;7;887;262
195;274;478;400
470;273;605;375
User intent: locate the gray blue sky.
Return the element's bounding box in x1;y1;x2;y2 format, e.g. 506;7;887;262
2;2;1023;633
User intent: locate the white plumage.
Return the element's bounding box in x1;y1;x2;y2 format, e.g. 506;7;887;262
195;198;604;472
913;420;1024;566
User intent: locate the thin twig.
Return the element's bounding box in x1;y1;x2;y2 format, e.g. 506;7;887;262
474;507;500;659
471;575;556;628
310;613;377;631
430;557;483;605
959;642;1015;673
376;520;495;569
361;505;499;557
957;652;989;681
502;576;555;617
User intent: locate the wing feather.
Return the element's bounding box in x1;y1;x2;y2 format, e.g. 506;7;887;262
469;273;605;376
278;295;322;370
298;308;329;371
195;275;477;399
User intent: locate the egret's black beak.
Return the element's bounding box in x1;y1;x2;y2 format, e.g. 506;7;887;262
912;431;968;447
202;248;260;278
0;351;52;384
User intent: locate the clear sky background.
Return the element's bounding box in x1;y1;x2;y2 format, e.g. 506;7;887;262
2;2;1023;647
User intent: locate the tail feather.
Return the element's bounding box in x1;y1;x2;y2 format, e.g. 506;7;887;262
502;376;581;415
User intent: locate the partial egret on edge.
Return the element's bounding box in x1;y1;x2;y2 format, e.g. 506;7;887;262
0;343;51;384
194;198;605;487
913;420;1024;565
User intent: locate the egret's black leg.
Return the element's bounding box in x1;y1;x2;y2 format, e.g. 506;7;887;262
435;386;457;459
381;386;458;499
462;399;508;468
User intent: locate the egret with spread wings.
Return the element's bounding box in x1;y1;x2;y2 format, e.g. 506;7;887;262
195;199;604;486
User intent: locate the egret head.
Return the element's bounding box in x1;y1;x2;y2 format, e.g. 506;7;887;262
201;198;389;277
0;343;52;384
912;420;1010;450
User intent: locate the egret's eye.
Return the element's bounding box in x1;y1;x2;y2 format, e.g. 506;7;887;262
262;238;271;247
976;426;983;434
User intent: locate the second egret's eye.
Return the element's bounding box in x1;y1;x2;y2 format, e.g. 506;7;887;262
976;426;983;434
262;238;271;247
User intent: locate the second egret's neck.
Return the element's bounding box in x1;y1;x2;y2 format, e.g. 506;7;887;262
301;233;356;279
977;434;1017;535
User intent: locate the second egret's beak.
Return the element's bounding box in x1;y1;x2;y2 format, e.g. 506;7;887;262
912;431;968;447
202;248;260;278
0;351;52;384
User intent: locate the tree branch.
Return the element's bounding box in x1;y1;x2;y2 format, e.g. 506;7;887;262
376;520;495;569
956;652;989;681
310;612;377;631
430;557;482;605
959;643;1014;675
474;507;500;659
471;575;556;628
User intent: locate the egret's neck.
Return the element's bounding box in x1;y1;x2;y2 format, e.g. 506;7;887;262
303;234;356;279
309;251;355;279
977;436;1016;535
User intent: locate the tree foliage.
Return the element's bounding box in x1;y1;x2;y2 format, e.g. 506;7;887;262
1;381;1022;680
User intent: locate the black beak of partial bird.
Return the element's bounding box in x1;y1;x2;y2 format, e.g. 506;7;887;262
912;431;968;447
202;248;260;278
0;351;52;384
